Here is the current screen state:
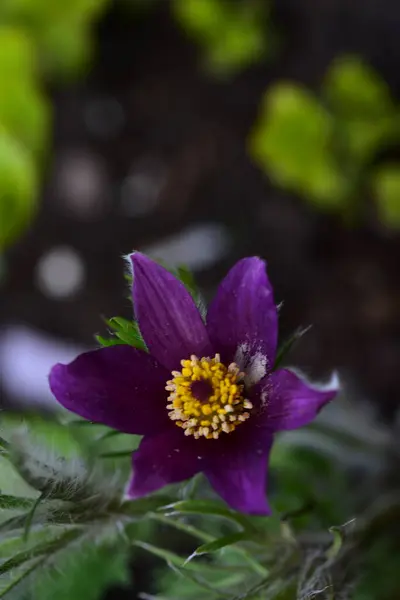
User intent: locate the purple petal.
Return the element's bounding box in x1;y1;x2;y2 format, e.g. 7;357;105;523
207;257;278;374
130;253;212;371
260;368;339;432
204;431;273;515
49;345;170;435
127;429;202;497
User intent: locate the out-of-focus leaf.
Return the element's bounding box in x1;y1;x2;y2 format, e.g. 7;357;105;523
172;0;267;76
0;27;36;81
1;414;118;504
326;520;356;560
186;532;254;562
371;163;400;228
37;19;92;79
0;457;37;503
0;495;34;511
172;0;225;39
33;541;130;600
0;83;49;158
274;325;311;370
159;500;256;533
133;541;236;576
0;528;85;598
0;526;71;560
0;528;82;576
157;560;248;600
340;118;395;165
174;265;200;302
206;17;265;75
139;595;175;600
269;441;348;525
0;437;10;453
0;556;45;598
150;515;268;578
0;0;108;79
0;130;37;249
250;83;347;208
324;57;398;164
149;514;212;543
120;496;178;518
0;27;49;157
324;56;394;119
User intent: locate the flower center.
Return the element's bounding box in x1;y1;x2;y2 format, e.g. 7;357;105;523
166;354;253;440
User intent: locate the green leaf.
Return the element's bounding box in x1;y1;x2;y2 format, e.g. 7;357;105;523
151;514;268;579
96;317;146;351
250;83;347;208
187;532;254;562
0;528;82;576
0;437;9;451
0;81;49;158
274;325;312;370
0;528;86;598
33;541;130;600
0;495;34;511
169;263;206;317
206;16;265;76
7;421;90;499
0;456;39;502
98;450;133;459
0;27;36;80
1;414;124;507
174;265;201;303
371;163;400;229
326;519;356;560
159;500;257;533
120;495;178;518
324;57;397;164
161;561;233;599
0;526;72;560
0;556;45;598
94;335;121;347
0;128;38;249
23;492;44;541
149;514;213;543
324;56;393;119
0;1;109;81
133;540;198;570
172;0;267;76
138;595;175;600
133;541;234;575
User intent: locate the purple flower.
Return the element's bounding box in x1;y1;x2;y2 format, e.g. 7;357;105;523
49;254;339;515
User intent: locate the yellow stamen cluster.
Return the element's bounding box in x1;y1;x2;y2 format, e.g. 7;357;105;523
166;354;253;440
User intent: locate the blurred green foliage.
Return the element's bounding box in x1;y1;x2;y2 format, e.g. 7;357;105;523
1;393;399;600
33;543;130;600
172;0;270;76
0;0;107;78
0;0;108;250
251;84;347;208
371;164;400;228
250;56;400;228
0;0;274;252
0;127;38;249
0;27;45;249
